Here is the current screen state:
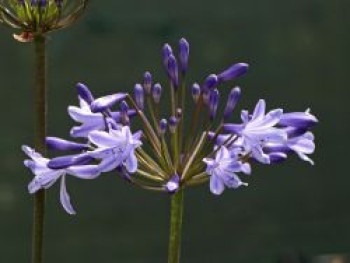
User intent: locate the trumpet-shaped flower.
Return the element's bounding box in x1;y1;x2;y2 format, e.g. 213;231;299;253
22;146;100;214
68;97;134;138
203;146;250;195
88;126;142;173
264;131;315;165
224;99;287;164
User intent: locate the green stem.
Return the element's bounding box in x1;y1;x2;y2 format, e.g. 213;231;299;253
168;189;184;263
32;34;47;263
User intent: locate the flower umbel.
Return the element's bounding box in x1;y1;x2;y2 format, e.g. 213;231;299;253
0;0;88;41
22;38;318;214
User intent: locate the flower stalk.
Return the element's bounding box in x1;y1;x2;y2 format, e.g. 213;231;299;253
32;34;47;263
168;189;184;263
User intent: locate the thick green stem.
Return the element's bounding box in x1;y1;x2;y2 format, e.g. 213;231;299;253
32;34;47;263
168;189;184;263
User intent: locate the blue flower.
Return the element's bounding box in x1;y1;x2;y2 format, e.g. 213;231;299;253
224;99;287;164
265;131;315;165
88;126;142;173
68;97;133;138
22;146;100;215
203;146;250;195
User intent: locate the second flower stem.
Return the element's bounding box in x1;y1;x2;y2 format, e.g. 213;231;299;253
32;34;47;263
168;189;184;263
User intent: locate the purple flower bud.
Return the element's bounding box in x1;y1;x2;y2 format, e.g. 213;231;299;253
279;110;318;129
120;101;130;125
162;43;173;67
167;55;179;88
90;93;127;113
223;87;241;120
76;82;94;104
209;89;219;120
202;74;219;91
152;83;162;104
202;74;219;104
48;153;93;170
159;119;168;134
134;84;144;110
110;110;137;123
268;152;288;163
46;137;89;151
166;174;180;193
31;0;37;6
207;131;216;141
143;71;152;94
179;38;190;75
169;116;178;133
18;0;25;5
120;101;129;112
105;117;119;130
192;83;200;103
217;63;249;82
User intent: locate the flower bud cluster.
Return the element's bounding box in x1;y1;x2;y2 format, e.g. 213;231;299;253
22;38;318;214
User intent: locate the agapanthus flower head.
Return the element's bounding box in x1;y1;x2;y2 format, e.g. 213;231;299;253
22;38;318;214
0;0;89;42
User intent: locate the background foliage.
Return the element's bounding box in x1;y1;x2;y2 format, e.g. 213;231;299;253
0;0;349;262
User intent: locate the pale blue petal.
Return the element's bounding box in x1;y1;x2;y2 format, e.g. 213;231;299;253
125;151;138;173
296;152;314;165
88;148;113;159
68;106;102;123
22;145;47;163
252;147;270;164
88;130;118;148
254;109;283;128
241;163;252;175
288;138;315;154
67;165;101;179
59;176;76;215
70;123;104;138
210;174;225;195
221;172;245;189
251;99;266;121
98;156;120;173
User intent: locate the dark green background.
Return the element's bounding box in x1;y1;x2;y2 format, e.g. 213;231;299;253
0;0;349;262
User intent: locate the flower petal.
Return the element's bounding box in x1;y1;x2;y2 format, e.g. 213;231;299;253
288;138;315;154
210;174;225;195
70;123;104;138
88;130;118;148
46;137;89;151
68;106;102;123
98;156;120;173
90;93;127;113
125;151;138;173
251;99;266;121
59;176;76;215
67;165;101;179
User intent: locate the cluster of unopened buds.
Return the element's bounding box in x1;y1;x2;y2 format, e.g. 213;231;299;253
22;38;318;214
0;0;88;41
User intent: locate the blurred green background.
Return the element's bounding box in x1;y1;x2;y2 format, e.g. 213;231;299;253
0;0;349;262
